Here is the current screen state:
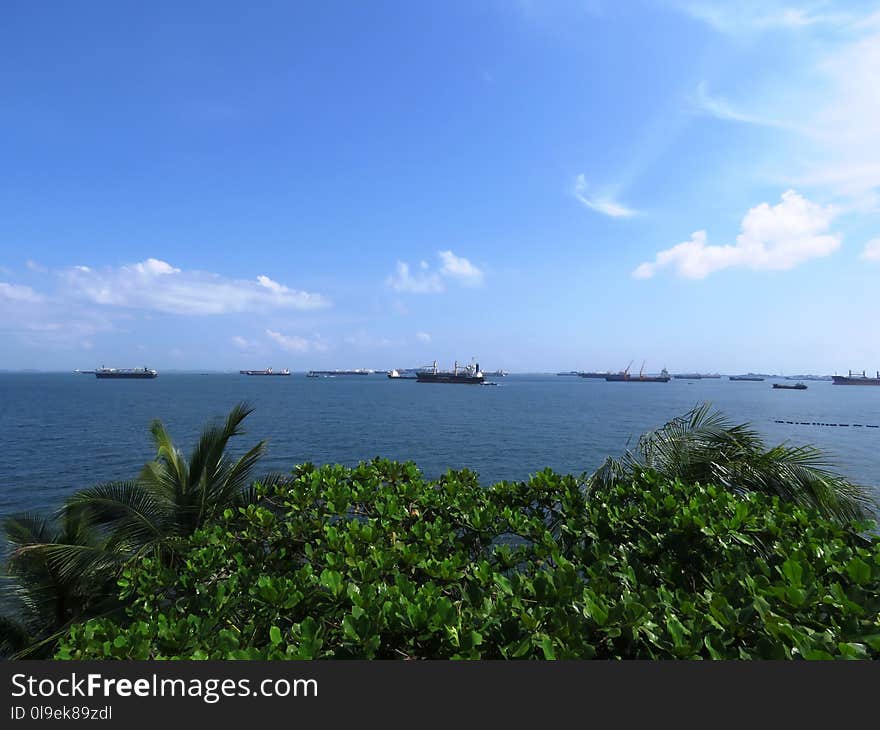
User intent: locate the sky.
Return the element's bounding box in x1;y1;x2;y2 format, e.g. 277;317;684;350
2;0;879;373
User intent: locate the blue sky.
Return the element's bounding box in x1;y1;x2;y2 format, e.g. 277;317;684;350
2;0;879;373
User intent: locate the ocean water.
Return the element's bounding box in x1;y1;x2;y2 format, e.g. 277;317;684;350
1;372;878;521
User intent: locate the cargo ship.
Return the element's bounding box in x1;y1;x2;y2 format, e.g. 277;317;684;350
95;366;157;379
773;382;807;390
832;370;880;386
673;373;702;380
605;361;670;383
484;369;508;377
240;368;290;376
578;371;610;379
416;360;484;384
729;375;764;381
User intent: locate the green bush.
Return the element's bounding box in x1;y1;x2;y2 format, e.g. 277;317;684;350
57;459;880;660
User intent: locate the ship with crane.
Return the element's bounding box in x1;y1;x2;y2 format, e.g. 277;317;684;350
416;359;485;384
604;360;670;383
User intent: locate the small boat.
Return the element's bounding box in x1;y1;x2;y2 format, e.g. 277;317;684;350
387;369;417;380
773;382;807;390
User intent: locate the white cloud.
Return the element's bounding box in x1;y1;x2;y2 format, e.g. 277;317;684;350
62;259;329;315
386;261;444;293
0;282;43;303
416;332;431;343
26;260;48;274
438;250;484;287
265;329;310;352
634;190;841;279
230;335;255;349
572;174;636;218
862;238;880;261
386;250;484;293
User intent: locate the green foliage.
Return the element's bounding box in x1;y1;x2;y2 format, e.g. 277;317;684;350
57;460;880;660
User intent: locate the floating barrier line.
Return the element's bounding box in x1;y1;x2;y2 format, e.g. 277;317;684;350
773;420;880;429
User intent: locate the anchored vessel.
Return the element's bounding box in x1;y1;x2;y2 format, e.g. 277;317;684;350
578;371;610;379
240;368;290;376
484;369;508;377
605;361;670;383
832;370;880;386
95;366;157;379
387;369;418;380
730;375;765;381
673;373;702;380
773;382;807;390
307;369;371;377
416;360;484;384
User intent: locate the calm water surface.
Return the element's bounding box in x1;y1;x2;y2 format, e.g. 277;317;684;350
1;373;878;519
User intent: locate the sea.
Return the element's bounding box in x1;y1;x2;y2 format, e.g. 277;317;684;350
1;372;878;522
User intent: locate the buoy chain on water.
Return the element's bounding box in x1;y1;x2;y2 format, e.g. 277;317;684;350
773;419;880;428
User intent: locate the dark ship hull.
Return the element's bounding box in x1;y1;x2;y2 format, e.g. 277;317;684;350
240;369;290;376
605;375;670;382
95;369;157;379
416;373;484;384
729;376;764;381
416;360;484;384
832;370;880;385
773;383;807;390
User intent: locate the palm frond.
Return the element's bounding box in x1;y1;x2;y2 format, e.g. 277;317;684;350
588;402;876;523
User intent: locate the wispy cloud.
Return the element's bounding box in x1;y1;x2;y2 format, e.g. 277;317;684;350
230;335;258;350
862;238;880;261
677;3;880;209
385;262;444;294
633;190;841;279
265;328;329;353
572;174;636;218
0;282;44;303
344;330;393;349
690;82;802;131
62;258;330;315
25;260;48;274
386;250;484;293
416;331;431;343
676;1;853;35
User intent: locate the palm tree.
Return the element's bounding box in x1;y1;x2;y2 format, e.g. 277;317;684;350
1;401;271;656
0;506;124;657
66;401;268;562
589;403;875;524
